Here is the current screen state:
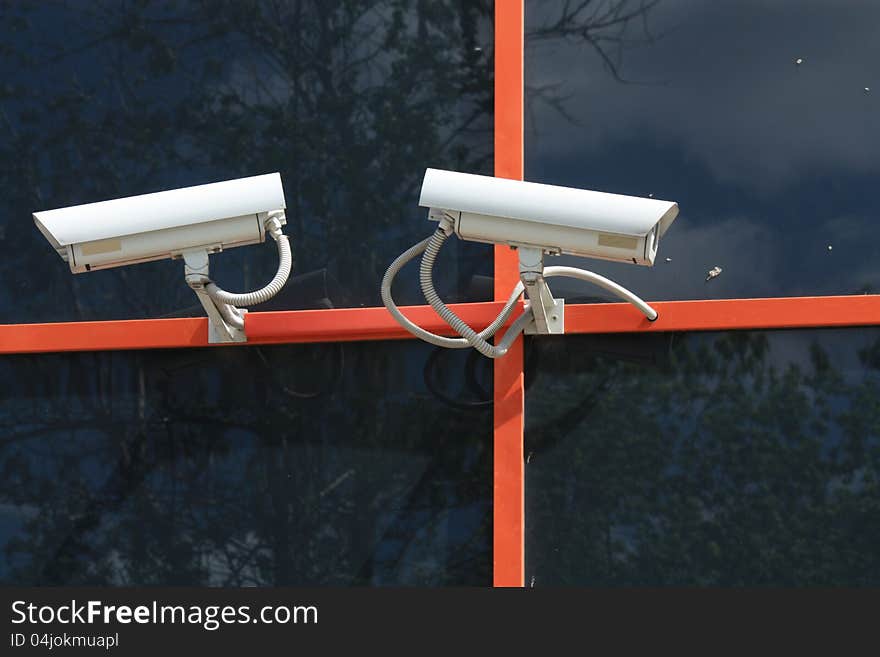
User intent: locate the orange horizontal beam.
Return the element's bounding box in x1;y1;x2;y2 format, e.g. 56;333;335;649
565;295;880;334
0;316;209;354
1;295;878;355
0;301;512;354
244;301;512;343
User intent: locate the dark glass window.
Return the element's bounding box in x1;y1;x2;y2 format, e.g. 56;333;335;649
525;1;880;301
0;341;493;585
525;328;880;585
0;1;494;322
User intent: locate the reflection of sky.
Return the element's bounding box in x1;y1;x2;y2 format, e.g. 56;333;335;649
526;0;880;301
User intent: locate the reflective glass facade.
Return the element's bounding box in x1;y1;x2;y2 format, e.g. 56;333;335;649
0;1;494;322
525;329;880;585
0;1;495;587
525;1;880;301
2;1;879;589
0;342;493;585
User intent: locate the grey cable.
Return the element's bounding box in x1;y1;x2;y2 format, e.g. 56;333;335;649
419;228;528;359
216;301;245;330
494;303;535;353
386;228;659;359
543;266;658;320
381;233;525;349
205;219;292;308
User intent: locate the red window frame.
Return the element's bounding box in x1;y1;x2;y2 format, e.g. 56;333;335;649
2;1;880;587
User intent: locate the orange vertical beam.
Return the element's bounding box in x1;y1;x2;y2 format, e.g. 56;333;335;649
493;0;525;587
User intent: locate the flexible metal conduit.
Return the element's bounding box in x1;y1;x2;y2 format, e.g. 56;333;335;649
205;217;292;308
381;233;527;350
419;229;531;358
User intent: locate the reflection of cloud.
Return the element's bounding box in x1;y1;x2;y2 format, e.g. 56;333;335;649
548;209;880;301
528;0;880;190
550;215;779;301
549;209;879;301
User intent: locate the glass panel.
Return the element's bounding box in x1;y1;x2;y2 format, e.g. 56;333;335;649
0;341;493;585
525;329;880;585
525;1;880;301
0;1;493;322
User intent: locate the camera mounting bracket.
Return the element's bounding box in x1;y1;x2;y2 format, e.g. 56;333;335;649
518;247;564;335
182;249;247;344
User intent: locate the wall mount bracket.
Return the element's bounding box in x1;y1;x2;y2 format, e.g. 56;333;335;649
518;247;564;335
182;249;247;344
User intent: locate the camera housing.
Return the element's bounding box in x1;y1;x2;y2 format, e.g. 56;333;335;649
33;173;286;273
419;168;678;266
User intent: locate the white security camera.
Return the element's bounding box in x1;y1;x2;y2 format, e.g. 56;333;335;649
33;173;292;343
34;173;286;272
419;168;678;266
382;168;680;359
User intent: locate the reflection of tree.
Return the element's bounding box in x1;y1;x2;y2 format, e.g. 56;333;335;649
528;0;663;81
526;330;880;586
0;343;492;585
0;3;498;585
5;331;878;586
0;0;670;321
0;0;681;588
0;0;494;321
525;0;666;127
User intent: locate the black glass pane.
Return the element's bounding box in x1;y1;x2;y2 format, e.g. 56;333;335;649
0;1;493;322
0;341;493;585
525;329;880;586
525;1;880;300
